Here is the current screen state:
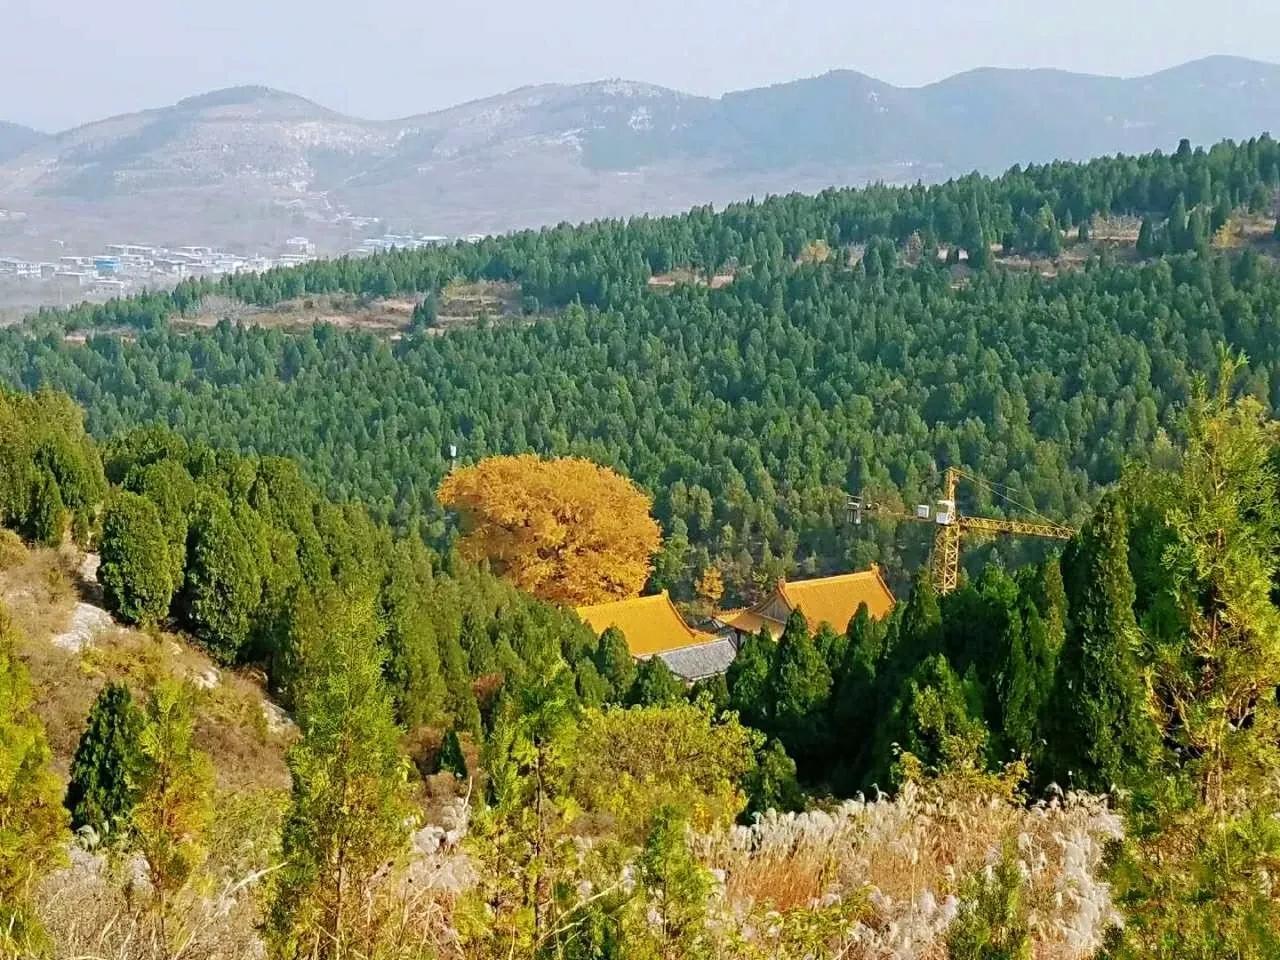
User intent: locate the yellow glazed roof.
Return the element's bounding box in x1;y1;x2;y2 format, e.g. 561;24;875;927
576;591;714;657
721;566;896;637
780;568;896;630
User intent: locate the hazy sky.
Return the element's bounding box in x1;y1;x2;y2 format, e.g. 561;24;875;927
4;0;1279;131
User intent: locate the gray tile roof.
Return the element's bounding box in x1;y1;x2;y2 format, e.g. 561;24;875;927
656;637;739;682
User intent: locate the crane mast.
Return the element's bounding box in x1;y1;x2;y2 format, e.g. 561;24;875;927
849;466;1075;594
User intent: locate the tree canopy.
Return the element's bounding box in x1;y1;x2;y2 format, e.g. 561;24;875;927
438;454;661;605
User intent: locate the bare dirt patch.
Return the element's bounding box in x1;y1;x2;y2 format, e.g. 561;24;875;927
176;292;417;337
647;267;736;290
433;279;523;328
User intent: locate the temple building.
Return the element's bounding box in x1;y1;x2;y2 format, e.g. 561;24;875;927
715;566;896;640
575;566;896;684
576;591;736;683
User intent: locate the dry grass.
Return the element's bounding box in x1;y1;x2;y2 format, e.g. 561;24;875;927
3;543;292;788
695;777;1122;960
39;845;270;960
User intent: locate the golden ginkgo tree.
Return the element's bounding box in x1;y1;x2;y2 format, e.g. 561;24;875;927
438;454;661;605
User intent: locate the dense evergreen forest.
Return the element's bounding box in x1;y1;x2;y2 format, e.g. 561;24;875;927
5;368;1279;958
3;134;1280;957
5;136;1280;600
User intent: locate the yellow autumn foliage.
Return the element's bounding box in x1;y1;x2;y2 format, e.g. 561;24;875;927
438;454;661;605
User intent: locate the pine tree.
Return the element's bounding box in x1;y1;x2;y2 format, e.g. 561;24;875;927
635;806;712;957
1159;362;1280;811
266;594;412;960
1046;497;1159;791
65;681;146;841
947;841;1032;960
0;605;67;955
131;679;214;944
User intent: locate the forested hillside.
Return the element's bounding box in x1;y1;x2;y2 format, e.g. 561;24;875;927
7;136;1280;600
5;368;1279;958
3;131;1280;957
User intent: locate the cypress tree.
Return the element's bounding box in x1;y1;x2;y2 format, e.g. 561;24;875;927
744;739;804;816
830;604;883;780
1185;207;1208;253
436;727;468;779
892;653;990;783
573;658;609;706
726;628;774;729
594;626;636;702
182;495;262;664
65;681;146;840
99;491;175;626
1136;217;1157;256
627;656;683;707
27;466;66;547
767;609;832;764
1167;194;1190;252
889;568;943;683
1045;497;1159;791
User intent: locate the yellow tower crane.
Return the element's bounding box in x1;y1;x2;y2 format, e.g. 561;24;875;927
848;467;1076;594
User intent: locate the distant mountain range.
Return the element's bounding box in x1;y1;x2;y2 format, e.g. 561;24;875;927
1;56;1278;255
0;121;45;164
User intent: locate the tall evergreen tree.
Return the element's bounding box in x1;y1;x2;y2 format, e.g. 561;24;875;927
131;679;214;944
65;681;146;840
436;727;468;779
1158;364;1280;811
594;626;636;702
99;491;175;626
1045;497;1159;791
767;609;832;764
1136;217;1157;255
726;628;774;729
830;604;883;780
266;594;412;960
628;655;683;707
1167;194;1190;253
895;654;990;781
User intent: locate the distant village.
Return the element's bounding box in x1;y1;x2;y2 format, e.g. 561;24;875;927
0;217;484;303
